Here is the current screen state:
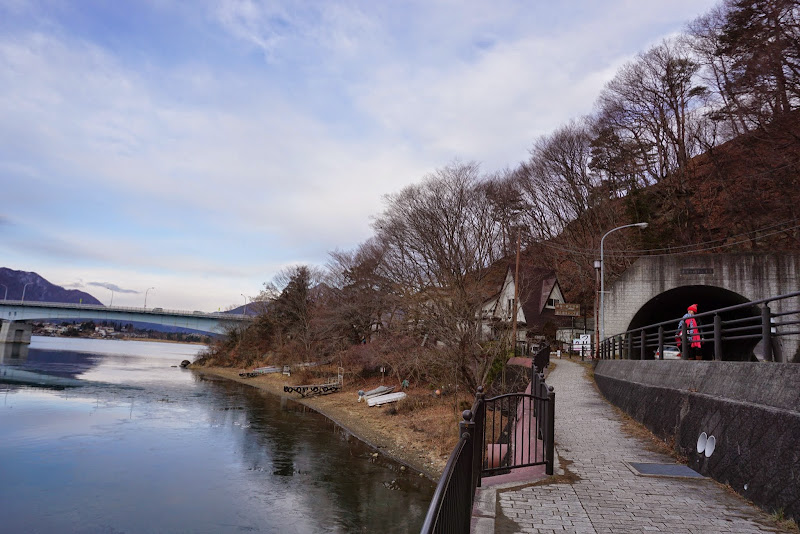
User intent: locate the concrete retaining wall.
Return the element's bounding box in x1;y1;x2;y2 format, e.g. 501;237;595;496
593;360;800;522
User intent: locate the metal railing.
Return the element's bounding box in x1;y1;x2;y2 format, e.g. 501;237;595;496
419;410;480;534
420;363;555;534
479;365;554;479
0;300;251;320
599;290;800;362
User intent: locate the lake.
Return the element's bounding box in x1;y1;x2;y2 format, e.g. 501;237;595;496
0;337;434;533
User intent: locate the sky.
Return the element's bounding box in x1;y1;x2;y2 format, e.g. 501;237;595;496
0;0;719;312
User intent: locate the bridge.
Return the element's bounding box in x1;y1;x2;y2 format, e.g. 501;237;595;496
0;300;252;343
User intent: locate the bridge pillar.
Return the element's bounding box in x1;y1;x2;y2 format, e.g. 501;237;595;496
0;321;33;345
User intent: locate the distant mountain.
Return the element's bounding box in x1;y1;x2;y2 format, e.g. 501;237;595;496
225;301;267;316
0;268;102;305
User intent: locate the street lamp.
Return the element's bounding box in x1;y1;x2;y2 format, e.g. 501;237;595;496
21;282;31;303
0;284;7;301
144;287;155;308
241;294;249;317
593;259;601;358
600;222;648;343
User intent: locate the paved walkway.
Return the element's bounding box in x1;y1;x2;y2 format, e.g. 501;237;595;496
474;358;790;534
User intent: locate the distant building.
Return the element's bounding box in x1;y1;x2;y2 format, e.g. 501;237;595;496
94;326;116;337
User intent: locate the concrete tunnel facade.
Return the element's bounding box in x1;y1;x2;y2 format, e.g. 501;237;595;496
603;253;800;361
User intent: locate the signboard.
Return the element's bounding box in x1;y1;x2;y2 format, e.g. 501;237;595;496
555;303;580;317
680;268;714;275
572;334;592;352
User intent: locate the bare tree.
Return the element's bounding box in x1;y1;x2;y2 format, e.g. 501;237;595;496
594;39;707;188
372;161;504;390
324;239;399;347
519;119;600;238
515;118;620;316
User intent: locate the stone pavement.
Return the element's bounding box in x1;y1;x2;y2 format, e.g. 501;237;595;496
472;358;791;534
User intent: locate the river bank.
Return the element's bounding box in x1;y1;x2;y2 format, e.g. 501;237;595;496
193;366;461;480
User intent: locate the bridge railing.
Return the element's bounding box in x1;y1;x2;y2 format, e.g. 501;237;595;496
599;290;800;362
0;300;250;320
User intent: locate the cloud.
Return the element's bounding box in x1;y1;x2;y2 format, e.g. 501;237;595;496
0;0;720;310
212;1;376;63
88;282;140;294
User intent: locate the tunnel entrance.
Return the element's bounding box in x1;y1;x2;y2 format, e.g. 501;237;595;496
627;285;760;361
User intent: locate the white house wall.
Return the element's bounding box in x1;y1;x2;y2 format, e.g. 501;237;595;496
498;270;526;323
546;283;565;308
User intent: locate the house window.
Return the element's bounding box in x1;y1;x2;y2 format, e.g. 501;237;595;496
507;298;515;318
546;298;559;308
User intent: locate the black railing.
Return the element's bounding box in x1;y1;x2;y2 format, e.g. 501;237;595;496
419;410;479;534
479;366;554;479
420;364;555;534
599;290;800;362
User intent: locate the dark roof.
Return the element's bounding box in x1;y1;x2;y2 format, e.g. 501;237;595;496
479;257;573;331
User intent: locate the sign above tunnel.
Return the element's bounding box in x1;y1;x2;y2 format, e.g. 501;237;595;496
555;303;580;316
680;268;714;275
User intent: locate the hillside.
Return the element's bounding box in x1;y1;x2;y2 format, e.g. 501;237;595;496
0;268;102;305
541;112;800;310
641;111;800;253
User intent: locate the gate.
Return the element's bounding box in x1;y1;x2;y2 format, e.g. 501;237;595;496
476;366;555;480
420;363;555;534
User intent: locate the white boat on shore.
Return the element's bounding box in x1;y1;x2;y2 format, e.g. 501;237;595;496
357;385;395;402
367;391;407;407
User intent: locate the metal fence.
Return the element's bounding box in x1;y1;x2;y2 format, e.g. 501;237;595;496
479;366;555;479
420;364;555;534
419;410;480;534
599;290;800;362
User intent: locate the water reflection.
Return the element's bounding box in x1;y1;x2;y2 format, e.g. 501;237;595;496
198;374;433;532
0;342;29;363
0;338;434;533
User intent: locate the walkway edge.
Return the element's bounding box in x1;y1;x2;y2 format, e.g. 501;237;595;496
470;451;562;533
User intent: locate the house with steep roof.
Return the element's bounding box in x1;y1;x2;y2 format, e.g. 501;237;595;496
479;263;577;354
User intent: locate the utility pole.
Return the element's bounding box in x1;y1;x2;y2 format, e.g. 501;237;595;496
510;228;521;356
504;229;521;392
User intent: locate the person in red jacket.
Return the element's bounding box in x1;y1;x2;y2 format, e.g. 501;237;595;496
677;304;702;359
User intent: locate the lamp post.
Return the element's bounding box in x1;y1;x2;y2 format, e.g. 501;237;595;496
241;294;248;317
593;259;601;358
144;287;155;308
21;282;31;303
600;222;648;343
0;284;7;301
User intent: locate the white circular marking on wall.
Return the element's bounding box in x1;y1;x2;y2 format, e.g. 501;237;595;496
704;435;716;457
697;432;708;454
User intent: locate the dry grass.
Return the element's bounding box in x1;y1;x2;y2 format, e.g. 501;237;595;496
770;509;799;532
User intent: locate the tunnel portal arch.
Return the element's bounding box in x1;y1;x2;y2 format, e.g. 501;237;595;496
626;285;760;360
603;254;800;362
